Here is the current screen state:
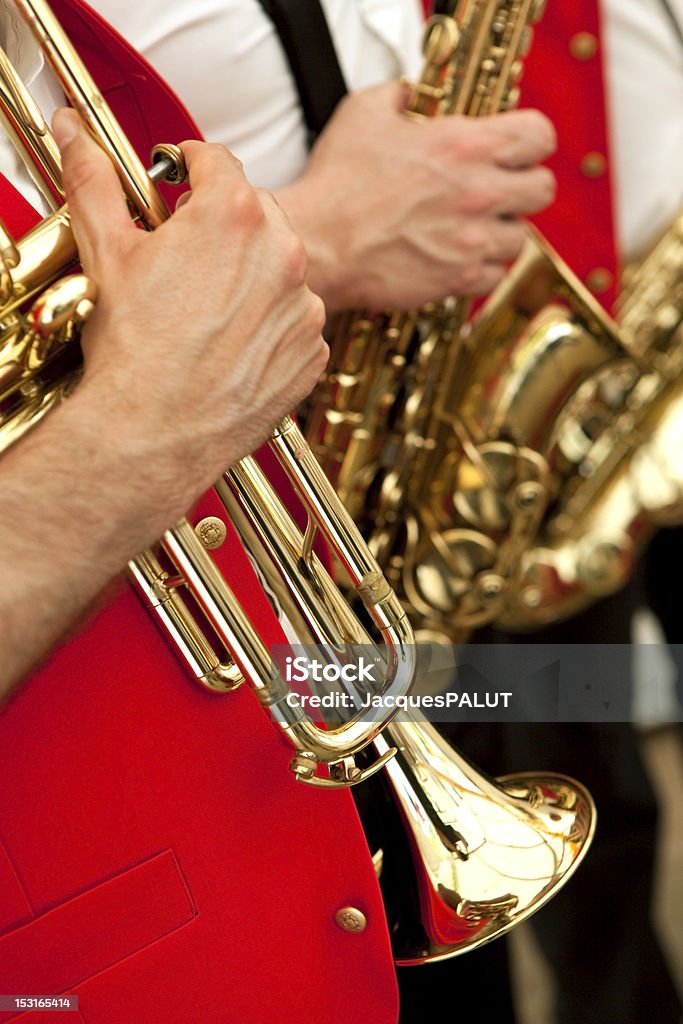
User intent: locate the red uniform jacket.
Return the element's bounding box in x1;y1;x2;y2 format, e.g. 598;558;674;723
521;3;619;313
0;3;398;1022
419;0;619;309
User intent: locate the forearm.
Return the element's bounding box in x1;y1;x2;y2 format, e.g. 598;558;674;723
0;395;167;702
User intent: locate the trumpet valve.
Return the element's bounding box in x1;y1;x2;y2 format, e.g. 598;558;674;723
150;143;187;186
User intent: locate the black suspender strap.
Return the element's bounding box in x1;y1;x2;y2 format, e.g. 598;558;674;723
254;0;348;145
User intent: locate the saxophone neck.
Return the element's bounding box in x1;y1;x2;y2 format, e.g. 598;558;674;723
403;0;546;120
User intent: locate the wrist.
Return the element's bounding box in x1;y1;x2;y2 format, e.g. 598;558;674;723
1;391;178;582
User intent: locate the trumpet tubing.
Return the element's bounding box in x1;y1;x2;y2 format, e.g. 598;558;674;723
0;0;417;788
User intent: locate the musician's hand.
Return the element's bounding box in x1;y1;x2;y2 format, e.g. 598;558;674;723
0;110;327;697
52;107;327;544
276;81;557;312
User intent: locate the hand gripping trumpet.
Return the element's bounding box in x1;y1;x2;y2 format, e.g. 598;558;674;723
0;0;415;788
0;0;594;962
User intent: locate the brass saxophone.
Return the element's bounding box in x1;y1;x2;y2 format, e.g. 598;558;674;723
305;0;634;641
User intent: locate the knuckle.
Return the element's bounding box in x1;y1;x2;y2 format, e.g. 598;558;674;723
221;145;245;175
178;138;202;165
506;223;527;258
457;263;485;293
539;166;558;204
312;336;330;377
458;185;499;216
204;140;243;173
307;291;327;336
228;180;265;230
520;167;557;214
302;339;330;391
187;140;245;188
485;265;506;292
281;233;309;287
456;260;504;295
448;121;492;162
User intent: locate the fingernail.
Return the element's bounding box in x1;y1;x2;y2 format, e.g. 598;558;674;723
52;107;80;148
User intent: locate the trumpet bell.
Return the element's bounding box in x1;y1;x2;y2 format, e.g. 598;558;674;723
373;723;596;963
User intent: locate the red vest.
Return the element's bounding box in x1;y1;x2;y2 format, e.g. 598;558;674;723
0;3;398;1022
521;2;619;312
418;0;618;308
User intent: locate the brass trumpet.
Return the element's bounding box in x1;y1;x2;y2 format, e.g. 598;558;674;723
0;0;595;961
0;0;415;788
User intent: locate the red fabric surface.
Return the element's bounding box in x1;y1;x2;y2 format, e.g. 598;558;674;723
0;851;196;995
5;1014;85;1024
0;177;42;239
0;841;33;935
521;3;619;312
0;2;398;1022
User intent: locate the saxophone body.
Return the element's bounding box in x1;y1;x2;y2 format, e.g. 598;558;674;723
306;0;635;640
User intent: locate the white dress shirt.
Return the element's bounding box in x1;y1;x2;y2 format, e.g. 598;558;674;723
602;0;683;258
84;0;683;256
3;0;682;255
90;0;424;189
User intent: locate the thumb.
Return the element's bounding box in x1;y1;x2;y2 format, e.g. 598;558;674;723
52;107;136;270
